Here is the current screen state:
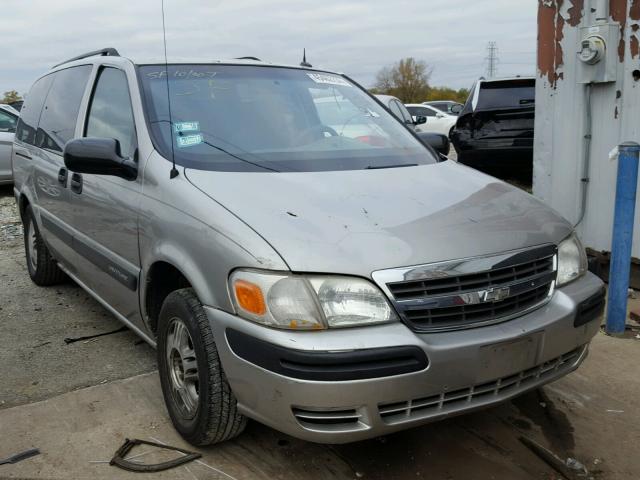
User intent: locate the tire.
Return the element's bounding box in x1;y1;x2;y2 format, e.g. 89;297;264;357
23;205;66;286
157;288;246;446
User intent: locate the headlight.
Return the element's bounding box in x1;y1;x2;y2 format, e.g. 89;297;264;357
556;233;588;287
229;270;398;330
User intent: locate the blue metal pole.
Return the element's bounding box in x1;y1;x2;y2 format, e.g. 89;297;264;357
606;141;640;335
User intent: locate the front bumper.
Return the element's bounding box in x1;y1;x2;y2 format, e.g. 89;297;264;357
206;272;603;444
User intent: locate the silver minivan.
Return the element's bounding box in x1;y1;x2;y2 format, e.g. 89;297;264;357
12;49;605;446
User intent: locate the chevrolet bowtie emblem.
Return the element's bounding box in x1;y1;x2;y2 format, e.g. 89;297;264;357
482;286;511;303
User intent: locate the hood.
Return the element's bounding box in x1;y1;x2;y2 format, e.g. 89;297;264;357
185;161;571;278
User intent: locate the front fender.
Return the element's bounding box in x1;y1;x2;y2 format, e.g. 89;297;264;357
138;160;288;317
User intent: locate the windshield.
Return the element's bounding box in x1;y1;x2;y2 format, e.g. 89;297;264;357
138;65;436;172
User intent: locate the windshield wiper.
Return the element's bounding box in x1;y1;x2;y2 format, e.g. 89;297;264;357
366;163;418;170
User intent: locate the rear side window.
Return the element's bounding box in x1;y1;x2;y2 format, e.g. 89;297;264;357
15;75;54;145
85;68;136;159
396;102;415;125
37;65;92;153
0;110;17;133
387;100;404;120
459;83;476;115
477;80;535;110
407;106;436;117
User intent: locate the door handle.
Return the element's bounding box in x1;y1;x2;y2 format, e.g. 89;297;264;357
70;173;83;194
58;167;68;187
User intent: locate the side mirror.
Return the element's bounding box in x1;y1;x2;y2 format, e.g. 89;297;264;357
64;138;137;180
451;104;463;115
416;132;450;156
415;116;427;125
436;112;445;119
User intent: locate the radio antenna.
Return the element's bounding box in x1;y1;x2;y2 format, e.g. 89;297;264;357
300;48;312;68
161;0;179;179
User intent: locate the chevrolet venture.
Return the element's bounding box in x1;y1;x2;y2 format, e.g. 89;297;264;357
12;49;605;446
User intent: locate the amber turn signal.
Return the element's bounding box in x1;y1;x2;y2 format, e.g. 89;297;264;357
234;280;266;316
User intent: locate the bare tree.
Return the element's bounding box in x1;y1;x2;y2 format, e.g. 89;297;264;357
373;58;433;103
2;90;22;104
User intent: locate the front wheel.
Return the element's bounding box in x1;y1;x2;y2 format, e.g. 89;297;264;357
157;288;246;446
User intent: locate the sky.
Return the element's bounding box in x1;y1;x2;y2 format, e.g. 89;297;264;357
0;0;538;97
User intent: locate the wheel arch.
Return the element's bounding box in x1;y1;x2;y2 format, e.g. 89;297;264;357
18;190;32;220
142;245;235;337
143;260;194;337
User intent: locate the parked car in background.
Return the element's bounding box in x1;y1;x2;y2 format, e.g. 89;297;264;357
423;100;463;116
9;100;23;111
14;50;602;447
374;94;421;129
0;104;19;184
405;103;457;137
375;95;449;155
451;77;535;178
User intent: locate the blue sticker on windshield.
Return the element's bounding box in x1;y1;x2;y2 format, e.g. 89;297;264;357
174;121;200;133
176;133;204;148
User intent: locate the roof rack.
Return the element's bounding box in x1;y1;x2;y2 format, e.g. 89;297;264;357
52;48;120;69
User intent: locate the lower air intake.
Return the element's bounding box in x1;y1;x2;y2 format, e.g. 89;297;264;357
292;407;366;432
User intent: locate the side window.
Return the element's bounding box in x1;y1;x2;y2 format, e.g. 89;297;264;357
15;75;54;145
0;110;17;133
396;102;415;124
408;107;435;118
37;65;92;152
460;83;476;115
85;68;137;159
387;100;404;120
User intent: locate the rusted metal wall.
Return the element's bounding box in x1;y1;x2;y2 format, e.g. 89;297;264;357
534;0;640;257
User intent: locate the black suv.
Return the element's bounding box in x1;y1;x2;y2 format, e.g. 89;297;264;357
451;77;535;178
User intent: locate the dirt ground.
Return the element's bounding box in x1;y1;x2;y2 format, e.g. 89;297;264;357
1;184;639;479
0;186;156;409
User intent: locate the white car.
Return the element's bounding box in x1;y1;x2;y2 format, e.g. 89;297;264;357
405;103;457;137
0;104;19;184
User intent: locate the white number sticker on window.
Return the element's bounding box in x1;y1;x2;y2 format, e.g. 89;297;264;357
307;73;352;87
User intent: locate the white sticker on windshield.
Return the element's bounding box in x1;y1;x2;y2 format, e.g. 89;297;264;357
176;133;204;148
307;73;351;87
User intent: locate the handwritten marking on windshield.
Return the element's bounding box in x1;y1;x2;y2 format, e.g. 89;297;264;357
146;70;218;80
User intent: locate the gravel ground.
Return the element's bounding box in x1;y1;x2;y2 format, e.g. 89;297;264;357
2;183;639;479
0;185;156;409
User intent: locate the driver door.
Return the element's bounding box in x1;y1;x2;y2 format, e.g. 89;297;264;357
65;66;145;329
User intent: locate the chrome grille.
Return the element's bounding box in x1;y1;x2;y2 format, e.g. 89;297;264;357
373;245;557;332
378;346;583;424
388;256;555;300
403;284;550;329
